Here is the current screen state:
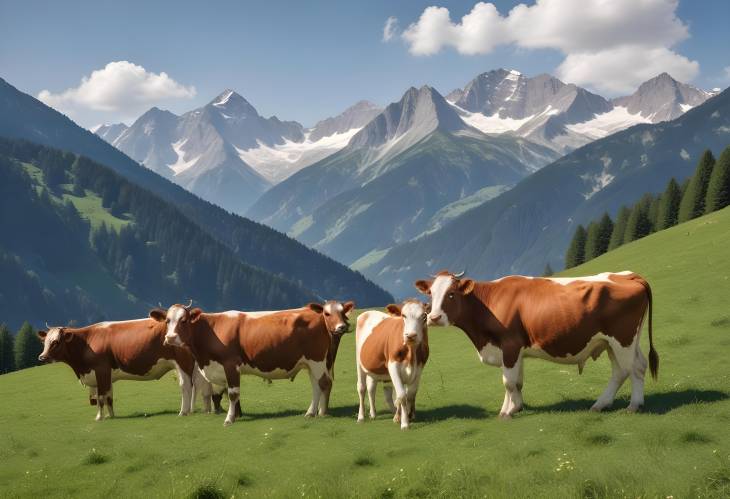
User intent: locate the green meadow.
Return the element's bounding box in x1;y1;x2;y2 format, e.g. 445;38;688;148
1;208;730;498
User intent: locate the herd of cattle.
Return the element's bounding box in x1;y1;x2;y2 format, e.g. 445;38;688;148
37;270;658;429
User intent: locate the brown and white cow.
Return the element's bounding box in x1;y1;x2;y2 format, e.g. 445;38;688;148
150;300;354;426
415;270;658;417
37;318;213;420
355;300;429;430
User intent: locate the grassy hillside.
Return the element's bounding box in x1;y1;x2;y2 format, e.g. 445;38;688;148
1;209;729;498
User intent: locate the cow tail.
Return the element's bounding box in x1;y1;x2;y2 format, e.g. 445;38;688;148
641;278;659;380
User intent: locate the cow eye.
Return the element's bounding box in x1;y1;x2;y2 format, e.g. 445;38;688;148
324;312;330;317
421;314;427;322
448;293;454;299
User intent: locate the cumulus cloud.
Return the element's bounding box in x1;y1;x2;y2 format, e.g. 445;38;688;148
38;61;196;126
399;0;699;94
383;16;399;42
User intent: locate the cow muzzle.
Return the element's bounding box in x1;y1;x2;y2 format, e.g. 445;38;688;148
38;354;48;362
335;324;347;335
164;335;182;347
405;332;418;343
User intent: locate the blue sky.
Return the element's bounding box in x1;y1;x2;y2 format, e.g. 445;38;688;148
1;0;728;128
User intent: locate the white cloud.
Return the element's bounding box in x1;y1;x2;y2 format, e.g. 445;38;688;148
383;16;399;42
399;0;698;94
38;61;196;125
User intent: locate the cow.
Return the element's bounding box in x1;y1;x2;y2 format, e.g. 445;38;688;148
355;300;429;430
149;300;355;426
415;270;657;418
37;318;214;421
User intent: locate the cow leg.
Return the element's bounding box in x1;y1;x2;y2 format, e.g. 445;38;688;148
356;365;367;422
387;363;410;429
305;361;326;417
500;358;524;418
193;369;214;414
628;344;648;412
366;375;378;420
383;383;396;414
223;365;241;426
406;370;423;421
317;372;333;416
88;387;97;406
212;387;224;414
105;385;115;418
591;344;630;412
95;369;111;421
176;365;193;416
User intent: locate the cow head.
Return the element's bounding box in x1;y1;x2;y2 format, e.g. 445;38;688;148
386;300;429;345
37;327;73;362
415;270;475;327
149;300;202;348
307;300;355;336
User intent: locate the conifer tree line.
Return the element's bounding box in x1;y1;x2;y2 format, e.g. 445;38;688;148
0;322;42;374
565;146;730;269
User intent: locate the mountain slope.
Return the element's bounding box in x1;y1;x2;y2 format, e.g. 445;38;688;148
0;138;319;329
92;123;128;144
361;87;730;298
0;77;392;306
248;85;558;264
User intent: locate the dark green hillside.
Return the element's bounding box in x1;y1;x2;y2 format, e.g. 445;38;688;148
0;138;316;329
0;78;392;306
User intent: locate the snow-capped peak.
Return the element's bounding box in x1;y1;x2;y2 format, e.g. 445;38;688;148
212;89;235;107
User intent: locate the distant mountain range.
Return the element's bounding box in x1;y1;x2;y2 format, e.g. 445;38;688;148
95;93;381;213
0;77;393;307
358;87;730;297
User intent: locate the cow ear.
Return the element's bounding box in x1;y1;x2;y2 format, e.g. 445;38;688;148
386;304;402;316
149;308;166;322
62;329;73;343
37;330;47;340
459;279;476;295
343;301;355;316
189;308;203;323
414;280;432;295
307;303;324;314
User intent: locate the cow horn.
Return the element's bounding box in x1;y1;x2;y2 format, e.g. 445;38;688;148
45;321;51;330
453;270;466;278
158;302;163;309
184;299;193;310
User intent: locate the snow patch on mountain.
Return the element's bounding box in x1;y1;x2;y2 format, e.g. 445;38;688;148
566;106;651;140
168;139;200;175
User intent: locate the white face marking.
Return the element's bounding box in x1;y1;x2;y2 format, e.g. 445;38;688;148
165;306;186;346
428;275;454;326
400;302;427;344
39;328;63;360
324;302;346;332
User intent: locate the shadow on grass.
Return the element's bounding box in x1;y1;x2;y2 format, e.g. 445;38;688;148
116;409;180;419
532;389;729;415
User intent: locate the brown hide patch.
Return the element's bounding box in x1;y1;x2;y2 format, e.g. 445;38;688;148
189;309;331;375
449;273;649;367
318;373;332;392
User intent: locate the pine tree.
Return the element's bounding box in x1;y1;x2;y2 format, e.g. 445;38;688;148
656;178;682;230
678;150;715;222
624;195;653;243
542;263;554;277
0;324;14;374
585;213;614;261
647;195;660;233
608;206;631;250
705;146;730;214
564;225;587;269
14;322;41;370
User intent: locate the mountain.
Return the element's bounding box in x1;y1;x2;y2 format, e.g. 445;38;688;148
247;85;559;265
91;123;127;144
238;100;382;184
359;87;730;298
612;72;714;122
100;93;383;212
0;138;317;329
447;69;714;155
0;77;393;307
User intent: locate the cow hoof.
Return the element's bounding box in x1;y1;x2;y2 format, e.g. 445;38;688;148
400;425;410;431
223;419;234;427
178;411;189;417
357;417;365;423
590;404;605;412
627;404;642;413
498;412;512;420
304;412;315;418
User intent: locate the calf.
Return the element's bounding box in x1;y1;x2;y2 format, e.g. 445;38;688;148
150;300;354;426
355;300;429;430
37;318;213;420
415;270;658;417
